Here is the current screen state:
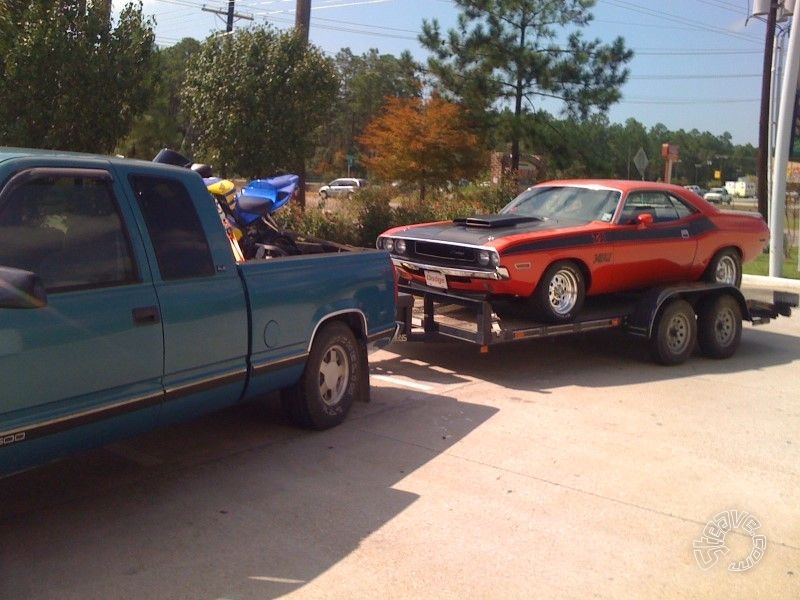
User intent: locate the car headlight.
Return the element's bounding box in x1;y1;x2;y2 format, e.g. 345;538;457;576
395;239;406;254
478;249;500;267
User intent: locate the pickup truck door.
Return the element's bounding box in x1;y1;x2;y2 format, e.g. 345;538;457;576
125;172;249;422
0;168;164;446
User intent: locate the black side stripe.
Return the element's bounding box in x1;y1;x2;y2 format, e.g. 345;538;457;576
503;217;718;256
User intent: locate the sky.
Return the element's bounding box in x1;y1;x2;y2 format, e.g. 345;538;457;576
116;0;783;147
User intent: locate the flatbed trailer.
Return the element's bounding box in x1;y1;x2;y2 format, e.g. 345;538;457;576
395;281;799;365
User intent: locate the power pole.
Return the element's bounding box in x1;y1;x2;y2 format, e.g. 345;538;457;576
756;0;778;220
295;0;312;209
202;2;253;33
296;0;311;42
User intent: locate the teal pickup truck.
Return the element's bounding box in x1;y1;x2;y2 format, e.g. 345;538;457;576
0;148;398;475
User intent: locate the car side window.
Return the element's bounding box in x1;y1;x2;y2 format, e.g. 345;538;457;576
619;191;696;224
0;172;137;292
129;175;215;280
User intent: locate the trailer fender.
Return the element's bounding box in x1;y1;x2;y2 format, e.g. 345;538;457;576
625;283;748;339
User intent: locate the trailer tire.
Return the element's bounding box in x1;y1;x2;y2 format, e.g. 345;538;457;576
533;260;585;323
650;299;697;365
697;294;742;359
282;322;360;429
704;248;742;287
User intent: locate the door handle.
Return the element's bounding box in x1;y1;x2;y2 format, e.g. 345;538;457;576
132;305;160;325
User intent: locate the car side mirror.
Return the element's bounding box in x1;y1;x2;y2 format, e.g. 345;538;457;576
0;266;48;308
636;213;654;227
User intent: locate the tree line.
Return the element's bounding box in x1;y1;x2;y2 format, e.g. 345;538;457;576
0;0;755;196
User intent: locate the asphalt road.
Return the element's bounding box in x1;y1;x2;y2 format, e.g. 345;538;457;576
1;280;799;599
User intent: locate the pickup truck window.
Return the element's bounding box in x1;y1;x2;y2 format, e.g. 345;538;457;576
0;173;137;292
129;175;215;280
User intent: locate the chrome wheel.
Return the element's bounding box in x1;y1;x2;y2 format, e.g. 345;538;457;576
548;268;580;316
713;254;738;285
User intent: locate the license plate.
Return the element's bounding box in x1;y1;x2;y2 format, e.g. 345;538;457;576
425;270;447;289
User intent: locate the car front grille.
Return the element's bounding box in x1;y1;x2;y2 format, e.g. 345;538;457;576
412;241;478;265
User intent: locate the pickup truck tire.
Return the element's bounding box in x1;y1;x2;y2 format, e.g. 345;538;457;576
697;294;742;359
282;322;361;430
649;299;696;365
533;260;585;323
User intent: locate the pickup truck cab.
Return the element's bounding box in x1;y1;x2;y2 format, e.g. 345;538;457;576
0;148;397;475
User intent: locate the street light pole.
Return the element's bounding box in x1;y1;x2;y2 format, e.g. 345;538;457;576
769;3;800;275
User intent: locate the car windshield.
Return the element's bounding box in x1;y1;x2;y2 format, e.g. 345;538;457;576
500;186;622;223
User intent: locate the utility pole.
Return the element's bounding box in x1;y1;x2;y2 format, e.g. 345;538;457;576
756;0;778;221
296;0;311;42
295;0;312;209
202;2;253;33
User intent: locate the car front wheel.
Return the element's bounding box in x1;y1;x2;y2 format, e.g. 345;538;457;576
533;260;585;323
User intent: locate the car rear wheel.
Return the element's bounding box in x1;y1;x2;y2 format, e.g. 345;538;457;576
533;260;585;323
704;248;741;287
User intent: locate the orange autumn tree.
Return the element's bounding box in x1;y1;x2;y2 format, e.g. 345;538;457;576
358;95;485;201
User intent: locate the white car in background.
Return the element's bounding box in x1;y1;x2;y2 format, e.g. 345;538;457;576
318;178;367;200
703;187;732;205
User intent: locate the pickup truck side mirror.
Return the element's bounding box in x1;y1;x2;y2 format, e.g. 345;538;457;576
0;266;48;308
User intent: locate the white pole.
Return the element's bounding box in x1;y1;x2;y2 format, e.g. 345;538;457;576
769;8;800;276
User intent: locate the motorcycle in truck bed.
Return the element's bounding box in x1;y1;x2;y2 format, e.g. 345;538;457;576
395;281;798;365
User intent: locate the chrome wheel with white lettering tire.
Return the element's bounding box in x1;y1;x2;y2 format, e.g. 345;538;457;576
704;248;742;287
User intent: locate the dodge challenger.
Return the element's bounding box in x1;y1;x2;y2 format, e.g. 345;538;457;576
377;180;769;323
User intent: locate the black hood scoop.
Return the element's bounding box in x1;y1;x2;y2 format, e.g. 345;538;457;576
452;214;542;228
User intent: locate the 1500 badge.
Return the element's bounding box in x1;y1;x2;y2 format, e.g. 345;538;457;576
0;431;26;446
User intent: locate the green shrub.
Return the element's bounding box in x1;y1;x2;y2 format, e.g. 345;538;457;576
276;181;519;248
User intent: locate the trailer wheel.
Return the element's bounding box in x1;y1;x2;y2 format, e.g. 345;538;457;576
282;322;361;429
697;294;742;359
704;248;742;287
533;260;585;323
650;299;697;365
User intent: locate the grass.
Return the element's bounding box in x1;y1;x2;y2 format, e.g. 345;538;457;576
744;245;800;279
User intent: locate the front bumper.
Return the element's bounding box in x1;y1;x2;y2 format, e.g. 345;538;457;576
392;257;510;281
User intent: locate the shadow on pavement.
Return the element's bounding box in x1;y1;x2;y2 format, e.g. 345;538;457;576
376;323;800;393
0;390;497;599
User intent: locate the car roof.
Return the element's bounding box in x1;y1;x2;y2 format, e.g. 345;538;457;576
533;179;692;195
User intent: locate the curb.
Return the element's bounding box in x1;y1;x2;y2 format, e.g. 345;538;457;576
742;273;800;292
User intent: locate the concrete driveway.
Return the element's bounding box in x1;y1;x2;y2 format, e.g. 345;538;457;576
1;280;799;599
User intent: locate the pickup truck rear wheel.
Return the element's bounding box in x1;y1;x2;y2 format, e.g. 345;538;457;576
282;322;361;430
649;299;697;365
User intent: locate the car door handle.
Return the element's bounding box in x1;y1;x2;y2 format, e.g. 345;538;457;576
132;305;160;325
